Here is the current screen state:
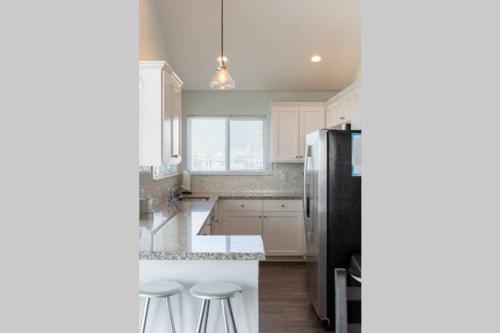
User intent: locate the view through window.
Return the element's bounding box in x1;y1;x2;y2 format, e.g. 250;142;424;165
188;116;265;173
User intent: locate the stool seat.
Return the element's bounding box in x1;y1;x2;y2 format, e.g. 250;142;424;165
190;281;242;300
191;281;242;332
140;280;183;298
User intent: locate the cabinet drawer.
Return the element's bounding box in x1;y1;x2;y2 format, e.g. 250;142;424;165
222;199;263;212
263;200;303;212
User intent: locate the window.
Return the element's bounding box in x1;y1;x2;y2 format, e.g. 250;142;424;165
188;116;266;173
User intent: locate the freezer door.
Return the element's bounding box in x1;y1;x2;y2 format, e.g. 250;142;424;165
304;130;328;321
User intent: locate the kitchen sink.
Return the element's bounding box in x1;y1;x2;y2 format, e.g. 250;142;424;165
177;196;210;201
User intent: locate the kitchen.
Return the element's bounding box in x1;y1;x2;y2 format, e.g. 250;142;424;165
5;1;498;333
139;0;361;332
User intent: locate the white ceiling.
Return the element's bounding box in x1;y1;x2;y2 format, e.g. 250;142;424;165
155;0;361;91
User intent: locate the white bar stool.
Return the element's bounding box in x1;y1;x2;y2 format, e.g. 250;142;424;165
190;281;242;333
139;280;184;333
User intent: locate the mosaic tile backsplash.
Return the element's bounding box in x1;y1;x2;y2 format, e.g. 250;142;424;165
190;163;304;194
139;167;181;202
140;163;304;201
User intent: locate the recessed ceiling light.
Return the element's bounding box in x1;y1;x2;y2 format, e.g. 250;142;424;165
311;55;322;63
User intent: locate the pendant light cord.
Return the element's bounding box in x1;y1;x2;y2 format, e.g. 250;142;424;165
221;0;224;60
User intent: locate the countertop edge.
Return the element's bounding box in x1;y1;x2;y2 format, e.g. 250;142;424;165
139;251;266;261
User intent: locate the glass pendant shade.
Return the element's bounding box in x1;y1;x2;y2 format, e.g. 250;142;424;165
210;0;235;89
210;64;236;89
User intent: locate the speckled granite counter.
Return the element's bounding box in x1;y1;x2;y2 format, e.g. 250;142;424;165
210;192;302;200
139;192;302;260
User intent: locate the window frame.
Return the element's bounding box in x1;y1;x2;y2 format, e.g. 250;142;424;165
187;115;270;175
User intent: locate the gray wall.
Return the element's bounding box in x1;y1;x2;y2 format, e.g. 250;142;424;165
180;90;336;193
139;0;169;61
181;90;336;170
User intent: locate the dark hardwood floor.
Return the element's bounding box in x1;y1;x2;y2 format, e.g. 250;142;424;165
259;262;327;333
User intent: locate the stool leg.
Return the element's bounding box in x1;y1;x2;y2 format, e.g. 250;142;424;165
226;299;238;333
141;297;151;333
196;300;208;333
202;300;210;333
221;299;230;333
165;296;176;333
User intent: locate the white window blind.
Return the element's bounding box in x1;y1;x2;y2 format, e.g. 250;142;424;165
188;116;266;173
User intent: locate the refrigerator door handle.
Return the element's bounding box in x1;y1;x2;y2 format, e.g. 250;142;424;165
303;145;311;240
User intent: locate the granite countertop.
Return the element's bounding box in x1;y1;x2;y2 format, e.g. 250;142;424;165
139;192;303;261
209;192;303;200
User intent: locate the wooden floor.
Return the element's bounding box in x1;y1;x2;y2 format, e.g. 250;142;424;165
259;262;327;333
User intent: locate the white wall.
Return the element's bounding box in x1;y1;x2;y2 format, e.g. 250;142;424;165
181;90;337;171
140;0;169;60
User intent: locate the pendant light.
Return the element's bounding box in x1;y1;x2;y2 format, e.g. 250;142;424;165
210;0;235;89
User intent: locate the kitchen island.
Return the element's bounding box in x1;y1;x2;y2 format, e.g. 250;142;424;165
139;194;272;333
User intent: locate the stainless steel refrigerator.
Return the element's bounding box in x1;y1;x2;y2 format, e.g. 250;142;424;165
304;129;361;330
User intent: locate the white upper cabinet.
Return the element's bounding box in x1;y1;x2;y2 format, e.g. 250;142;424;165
162;72;182;165
139;61;183;166
271;106;301;162
271;103;325;162
299;106;325;159
326;80;361;130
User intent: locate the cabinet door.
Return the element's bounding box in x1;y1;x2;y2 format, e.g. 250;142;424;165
212;202;222;235
162;74;182;165
299;106;325;159
139;63;163;166
263;212;304;256
222;212;262;235
171;81;182;164
326;102;337;128
272;106;300;162
199;222;211;236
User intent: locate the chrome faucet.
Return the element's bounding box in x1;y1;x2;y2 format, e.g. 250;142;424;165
168;184;186;203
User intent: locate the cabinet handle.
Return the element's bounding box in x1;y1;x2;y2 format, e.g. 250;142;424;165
263;216;268;219
172;155;178;158
340;116;345;120
258;216;262;218
281;204;285;208
241;204;245;207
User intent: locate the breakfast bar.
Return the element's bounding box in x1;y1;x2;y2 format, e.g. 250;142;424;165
139;194;266;333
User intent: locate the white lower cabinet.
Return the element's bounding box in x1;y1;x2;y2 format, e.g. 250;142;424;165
220;199;304;257
199;222;211;236
222;211;263;235
262;211;304;256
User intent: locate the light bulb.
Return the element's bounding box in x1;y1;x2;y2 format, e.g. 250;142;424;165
217;56;228;63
